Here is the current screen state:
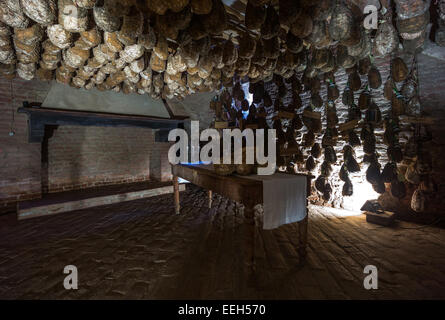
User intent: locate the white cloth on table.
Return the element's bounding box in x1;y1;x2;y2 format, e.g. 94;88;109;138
242;173;307;230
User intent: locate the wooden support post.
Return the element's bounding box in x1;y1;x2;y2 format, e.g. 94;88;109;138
173;174;180;214
208;190;213;209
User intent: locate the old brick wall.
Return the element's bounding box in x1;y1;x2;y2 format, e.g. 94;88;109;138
46;126;172;193
0;77;173;212
0;77;51;211
149;141;173;182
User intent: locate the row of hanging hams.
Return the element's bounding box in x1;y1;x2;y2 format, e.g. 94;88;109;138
209;52;435;212
0;0;433;99
393;0;432;53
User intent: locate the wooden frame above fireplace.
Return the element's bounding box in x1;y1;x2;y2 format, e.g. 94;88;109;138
18;102;187;143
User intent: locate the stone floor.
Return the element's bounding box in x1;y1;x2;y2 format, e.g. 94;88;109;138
0;185;444;300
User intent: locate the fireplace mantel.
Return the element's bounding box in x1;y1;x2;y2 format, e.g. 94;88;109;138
18;102;187;143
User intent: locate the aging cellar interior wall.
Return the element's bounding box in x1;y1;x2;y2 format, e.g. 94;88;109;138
0;77;50;211
45;125;170;193
0;77;172;212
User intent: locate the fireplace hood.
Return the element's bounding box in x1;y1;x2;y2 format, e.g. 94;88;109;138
41;82;171;118
18;82;188;143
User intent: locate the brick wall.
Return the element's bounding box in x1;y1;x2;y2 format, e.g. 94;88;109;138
0;77;173;212
0;77;51;211
149;141;173;182
47;126;172;193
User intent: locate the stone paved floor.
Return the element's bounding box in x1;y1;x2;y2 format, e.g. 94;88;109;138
0;185;445;299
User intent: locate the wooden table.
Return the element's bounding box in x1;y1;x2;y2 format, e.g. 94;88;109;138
172;163;313;273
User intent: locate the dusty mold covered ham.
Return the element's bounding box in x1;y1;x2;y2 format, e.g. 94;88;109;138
368;66;382;89
13;23;43;45
411;188;425;212
279;0;301;28
336;45;356;69
64;46;90;69
202;0;227;36
191;0;213;15
394;0;430;51
21;0;56;26
238;32;256;59
312;48;330;69
394;0;430;20
121;44;144;63
397;10;429;40
0;40;15;64
209;43;224;68
73;0;97;9
348;29;371;59
391;57;409;82
14;41;40;64
0;21;11;38
181;42;199;67
261;4;279;39
313;0;334;21
167;0;190;13
146;0;169;15
328;4;353;41
0;0;30;29
155;7;191;41
308;20;331;49
58;0;89;32
245;0;266;31
358;56;371;75
36;66;53;81
374;20;399;56
290;11;312;38
40;56;60;70
17;61;36;80
0;63;16;78
81;27;101;47
150;52;166;73
47;24;72;49
118;9;143;46
13;21;42;66
93;0;121;32
401;76;416;99
138;23;157;50
104;31;122;52
0;0;432;102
